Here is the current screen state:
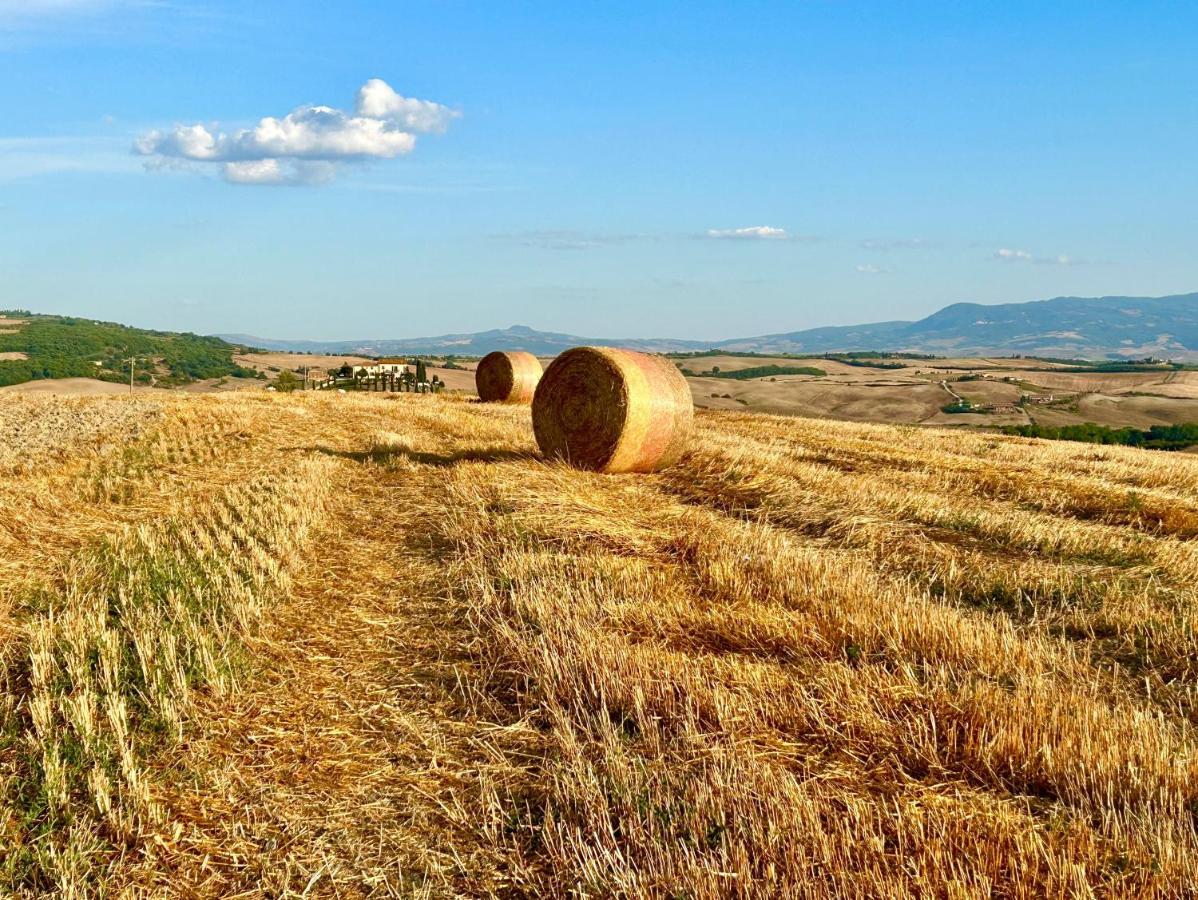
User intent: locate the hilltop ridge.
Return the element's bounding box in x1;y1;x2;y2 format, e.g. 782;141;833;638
221;292;1198;360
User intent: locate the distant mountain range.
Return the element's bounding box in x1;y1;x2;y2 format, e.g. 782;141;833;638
219;324;709;357
221;292;1198;360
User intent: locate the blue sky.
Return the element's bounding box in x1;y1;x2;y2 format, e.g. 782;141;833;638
1;1;1195;341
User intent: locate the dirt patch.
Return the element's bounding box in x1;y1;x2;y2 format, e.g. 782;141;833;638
689;375;949;423
0;352;28;361
235;352;374;374
0;378;164;396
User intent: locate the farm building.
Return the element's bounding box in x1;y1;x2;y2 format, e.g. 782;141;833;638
362;359;410;376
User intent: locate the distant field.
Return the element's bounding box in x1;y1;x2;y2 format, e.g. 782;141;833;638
0;376;266;397
2;391;1196;894
0;377;151;396
234;351;374;372
683;355;1198;428
13;347;1198;431
0;352;28;361
677;354;889;377
1032;393;1198;429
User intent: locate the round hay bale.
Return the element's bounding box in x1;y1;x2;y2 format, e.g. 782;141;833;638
476;351;543;403
532;347;694;473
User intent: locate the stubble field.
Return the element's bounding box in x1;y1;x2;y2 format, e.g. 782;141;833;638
1;390;1196;897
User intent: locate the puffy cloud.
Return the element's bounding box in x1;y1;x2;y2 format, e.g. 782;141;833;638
135;123;220;160
355;79;457;133
221;159;284;185
220;159;337;187
706;226;788;240
135;79;454;186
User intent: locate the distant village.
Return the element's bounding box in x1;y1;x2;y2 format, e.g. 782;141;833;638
266;358;448;393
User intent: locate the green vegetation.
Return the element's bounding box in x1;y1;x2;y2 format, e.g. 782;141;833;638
830;359;906;369
1020;355;1197;373
273;370;302;392
1001;422;1198;450
823;351;936;369
669;349;941;365
828;350;937;359
669;349;790;360
941;400;983;414
0;312;260;388
691;364;826;380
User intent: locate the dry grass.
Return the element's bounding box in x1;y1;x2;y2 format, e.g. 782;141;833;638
0;392;1196;896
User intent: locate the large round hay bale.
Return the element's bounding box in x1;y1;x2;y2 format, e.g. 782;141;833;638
532;347;694;473
476;351;543;403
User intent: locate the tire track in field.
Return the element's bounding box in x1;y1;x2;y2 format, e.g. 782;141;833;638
123;455;530;897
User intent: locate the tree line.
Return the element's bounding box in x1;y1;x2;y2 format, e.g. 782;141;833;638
1001;422;1198;450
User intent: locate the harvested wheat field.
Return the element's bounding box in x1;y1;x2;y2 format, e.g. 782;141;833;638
2;390;1197;897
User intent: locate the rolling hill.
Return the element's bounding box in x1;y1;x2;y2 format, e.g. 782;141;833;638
0;311;262;388
222;292;1198;360
724;292;1198;358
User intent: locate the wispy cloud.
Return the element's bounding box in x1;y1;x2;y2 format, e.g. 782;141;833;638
994;247;1083;266
859;237;937;251
0;0;155;26
492;230;649;251
0;0;117;17
706;225;789;240
855;263;893;275
134;79;458;185
0;136;140;181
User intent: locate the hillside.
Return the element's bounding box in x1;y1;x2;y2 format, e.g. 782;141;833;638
0;311;261;388
224;292;1198;360
729;292;1198;358
3;390;1197;894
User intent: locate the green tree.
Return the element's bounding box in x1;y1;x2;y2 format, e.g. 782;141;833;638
416;360;428;383
273;370;301;393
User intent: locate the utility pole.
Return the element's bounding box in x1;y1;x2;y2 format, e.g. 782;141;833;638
125;356;136;394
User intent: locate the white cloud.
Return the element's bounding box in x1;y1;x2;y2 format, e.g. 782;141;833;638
706;225;788;240
222;159;336;186
135;79;455;186
355;79;458;133
855;263;893;275
994;247;1083;266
